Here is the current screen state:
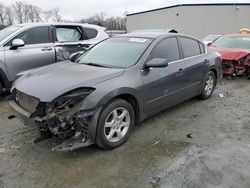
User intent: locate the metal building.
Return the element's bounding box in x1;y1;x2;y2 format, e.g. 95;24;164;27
126;3;250;38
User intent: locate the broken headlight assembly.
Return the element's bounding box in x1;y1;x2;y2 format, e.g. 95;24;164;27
41;88;95;138
52;87;95;114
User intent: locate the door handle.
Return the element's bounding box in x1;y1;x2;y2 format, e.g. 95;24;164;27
41;47;53;51
176;68;184;76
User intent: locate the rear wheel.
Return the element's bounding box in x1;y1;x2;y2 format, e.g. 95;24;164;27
200;71;216;99
96;99;135;150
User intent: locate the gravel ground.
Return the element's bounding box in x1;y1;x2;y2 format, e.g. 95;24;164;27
0;78;250;188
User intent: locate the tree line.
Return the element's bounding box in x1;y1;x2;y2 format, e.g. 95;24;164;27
0;1;126;30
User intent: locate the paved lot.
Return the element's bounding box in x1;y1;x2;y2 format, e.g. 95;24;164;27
0;79;250;188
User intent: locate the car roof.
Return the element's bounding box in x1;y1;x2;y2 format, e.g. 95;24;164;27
15;22;105;30
115;32;201;41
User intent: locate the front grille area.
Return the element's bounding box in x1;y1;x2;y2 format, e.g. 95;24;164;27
16;90;39;114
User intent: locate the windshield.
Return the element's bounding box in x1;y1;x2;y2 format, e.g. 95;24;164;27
203;35;220;42
77;37;153;68
0;25;23;42
211;36;250;49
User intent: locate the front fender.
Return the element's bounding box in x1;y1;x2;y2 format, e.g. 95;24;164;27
78;87;143;142
79;87;142;111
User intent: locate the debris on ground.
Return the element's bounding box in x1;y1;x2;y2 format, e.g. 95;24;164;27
8;115;16;120
218;92;225;98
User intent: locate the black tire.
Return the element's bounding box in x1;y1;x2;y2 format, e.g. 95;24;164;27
96;99;135;150
200;71;216;100
0;82;3;96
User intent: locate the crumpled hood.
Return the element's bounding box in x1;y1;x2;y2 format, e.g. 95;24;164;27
210;47;250;61
14;61;124;102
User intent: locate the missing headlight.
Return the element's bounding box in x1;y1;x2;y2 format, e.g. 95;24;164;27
53;87;95;112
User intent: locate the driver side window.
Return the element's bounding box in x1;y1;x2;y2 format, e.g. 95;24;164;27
149;37;181;62
5;26;50;46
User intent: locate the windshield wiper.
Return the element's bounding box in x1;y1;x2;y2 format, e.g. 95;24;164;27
85;62;110;68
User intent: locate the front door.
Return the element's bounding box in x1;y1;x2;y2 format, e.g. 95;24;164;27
4;26;55;81
142;37;188;114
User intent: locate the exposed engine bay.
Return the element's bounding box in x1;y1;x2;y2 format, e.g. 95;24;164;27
11;88;97;151
222;55;250;79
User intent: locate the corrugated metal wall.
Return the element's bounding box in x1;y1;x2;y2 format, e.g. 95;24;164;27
126;5;250;38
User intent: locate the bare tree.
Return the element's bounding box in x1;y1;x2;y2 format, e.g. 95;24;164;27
52;7;61;22
12;1;24;23
27;5;42;22
0;2;5;24
43;10;53;22
4;6;13;25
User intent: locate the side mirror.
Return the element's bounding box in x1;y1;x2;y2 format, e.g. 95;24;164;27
11;39;25;49
69;51;84;62
145;58;169;68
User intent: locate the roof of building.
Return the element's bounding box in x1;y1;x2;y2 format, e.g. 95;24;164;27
127;3;250;16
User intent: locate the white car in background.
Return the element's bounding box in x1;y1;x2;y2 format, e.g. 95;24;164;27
0;22;109;94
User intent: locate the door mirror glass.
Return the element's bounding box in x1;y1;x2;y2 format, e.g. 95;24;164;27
11;39;25;49
145;58;169;68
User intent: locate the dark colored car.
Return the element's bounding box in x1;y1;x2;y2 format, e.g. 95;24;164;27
9;32;222;151
209;34;250;78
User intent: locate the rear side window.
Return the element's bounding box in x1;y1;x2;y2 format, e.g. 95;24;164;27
149;37;180;62
180;37;201;58
56;26;82;42
199;42;205;54
83;28;98;39
12;26;50;45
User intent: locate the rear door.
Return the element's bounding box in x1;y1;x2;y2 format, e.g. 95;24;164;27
4;26;55;81
178;37;208;96
142;37;188;114
53;25;90;61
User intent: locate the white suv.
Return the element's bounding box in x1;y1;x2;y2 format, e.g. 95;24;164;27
0;22;109;94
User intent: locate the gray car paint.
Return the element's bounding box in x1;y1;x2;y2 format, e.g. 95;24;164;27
10;32;222;146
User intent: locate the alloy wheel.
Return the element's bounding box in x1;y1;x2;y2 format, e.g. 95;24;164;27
104;107;131;143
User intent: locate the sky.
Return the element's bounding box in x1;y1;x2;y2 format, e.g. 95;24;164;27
3;0;250;20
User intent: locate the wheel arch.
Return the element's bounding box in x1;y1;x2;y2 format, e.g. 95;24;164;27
209;68;218;85
0;68;11;89
87;89;143;143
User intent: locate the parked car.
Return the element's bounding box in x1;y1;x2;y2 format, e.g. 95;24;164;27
209;33;250;79
9;31;222;151
0;22;109;94
202;35;221;45
0;23;6;30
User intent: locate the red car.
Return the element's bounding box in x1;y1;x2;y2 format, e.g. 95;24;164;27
209;34;250;79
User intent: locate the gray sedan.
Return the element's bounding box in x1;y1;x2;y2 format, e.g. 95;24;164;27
9;31;222;151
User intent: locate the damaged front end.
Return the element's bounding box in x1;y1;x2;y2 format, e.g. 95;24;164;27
222;55;250;79
9;88;97;151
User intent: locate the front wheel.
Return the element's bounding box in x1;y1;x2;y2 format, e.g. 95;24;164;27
0;82;3;96
200;71;216;99
96;99;135;149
